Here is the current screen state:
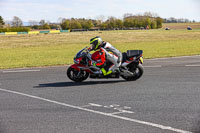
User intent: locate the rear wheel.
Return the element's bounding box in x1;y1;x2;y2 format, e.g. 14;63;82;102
121;64;144;81
67;67;89;82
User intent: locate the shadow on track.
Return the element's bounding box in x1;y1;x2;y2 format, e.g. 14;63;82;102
34;80;126;88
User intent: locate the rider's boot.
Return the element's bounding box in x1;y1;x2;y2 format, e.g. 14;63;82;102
101;68;112;76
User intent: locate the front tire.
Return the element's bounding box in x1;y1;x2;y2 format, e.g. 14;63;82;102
67;67;89;82
121;64;144;81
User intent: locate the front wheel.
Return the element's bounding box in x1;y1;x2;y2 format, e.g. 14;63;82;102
67;67;89;82
121;64;144;81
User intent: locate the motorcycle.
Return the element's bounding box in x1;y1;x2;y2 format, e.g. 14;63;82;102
67;47;144;82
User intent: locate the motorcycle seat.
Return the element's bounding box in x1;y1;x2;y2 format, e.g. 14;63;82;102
126;50;143;58
122;53;128;62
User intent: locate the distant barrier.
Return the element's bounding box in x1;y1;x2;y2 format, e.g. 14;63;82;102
0;30;70;35
0;28;152;35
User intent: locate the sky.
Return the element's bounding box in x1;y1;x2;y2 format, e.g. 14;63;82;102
0;0;200;22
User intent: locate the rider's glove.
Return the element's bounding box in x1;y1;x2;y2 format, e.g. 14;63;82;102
87;47;92;52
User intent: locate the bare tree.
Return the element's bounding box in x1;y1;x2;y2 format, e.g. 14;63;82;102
28;20;39;26
39;19;45;25
144;12;159;17
95;15;106;23
46;20;51;25
61;18;67;23
123;13;133;19
58;17;64;23
11;16;23;27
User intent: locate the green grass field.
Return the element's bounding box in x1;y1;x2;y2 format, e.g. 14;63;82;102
0;29;200;69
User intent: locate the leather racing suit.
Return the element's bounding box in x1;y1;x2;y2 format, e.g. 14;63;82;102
100;41;122;72
91;48;112;76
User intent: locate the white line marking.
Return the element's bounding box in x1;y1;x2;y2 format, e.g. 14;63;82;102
0;88;192;133
123;106;132;109
185;65;200;67
146;55;200;61
144;65;162;68
104;104;120;108
170;55;200;59
110;110;135;115
3;70;40;73
112;104;120;107
88;103;103;107
120;110;134;113
80;105;93;108
110;112;125;115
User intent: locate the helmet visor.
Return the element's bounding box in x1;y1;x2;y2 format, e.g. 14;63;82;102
90;39;99;50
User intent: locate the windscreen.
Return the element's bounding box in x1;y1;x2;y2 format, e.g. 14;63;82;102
75;48;86;58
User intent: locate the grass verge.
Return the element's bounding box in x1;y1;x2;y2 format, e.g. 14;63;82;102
0;30;200;69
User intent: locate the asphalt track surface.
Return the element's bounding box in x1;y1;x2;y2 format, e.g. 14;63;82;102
0;55;200;133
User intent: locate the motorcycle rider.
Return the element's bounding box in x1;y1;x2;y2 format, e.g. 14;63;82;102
88;36;122;75
91;48;112;76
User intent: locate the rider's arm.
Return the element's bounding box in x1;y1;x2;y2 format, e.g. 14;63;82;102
96;48;106;67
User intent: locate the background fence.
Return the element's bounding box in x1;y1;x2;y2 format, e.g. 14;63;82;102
0;30;69;35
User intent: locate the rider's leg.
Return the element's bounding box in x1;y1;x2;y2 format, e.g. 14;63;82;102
101;68;112;76
106;53;121;72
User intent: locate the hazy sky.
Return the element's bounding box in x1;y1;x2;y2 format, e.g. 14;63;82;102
0;0;200;22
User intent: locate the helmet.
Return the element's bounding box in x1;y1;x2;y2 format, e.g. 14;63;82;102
90;36;103;50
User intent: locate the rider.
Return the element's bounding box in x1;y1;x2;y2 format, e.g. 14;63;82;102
88;36;122;75
91;48;112;76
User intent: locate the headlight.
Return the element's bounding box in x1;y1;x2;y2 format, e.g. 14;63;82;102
74;58;80;64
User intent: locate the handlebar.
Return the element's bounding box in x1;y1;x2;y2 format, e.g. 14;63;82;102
86;48;89;53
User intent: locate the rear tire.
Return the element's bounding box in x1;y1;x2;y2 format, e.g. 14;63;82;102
67;67;89;82
121;64;144;81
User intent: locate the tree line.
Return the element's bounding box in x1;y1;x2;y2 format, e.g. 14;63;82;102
163;17;196;23
59;13;163;30
0;16;30;32
0;13;197;32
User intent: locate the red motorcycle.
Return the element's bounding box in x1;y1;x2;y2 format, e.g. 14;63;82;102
67;47;144;82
